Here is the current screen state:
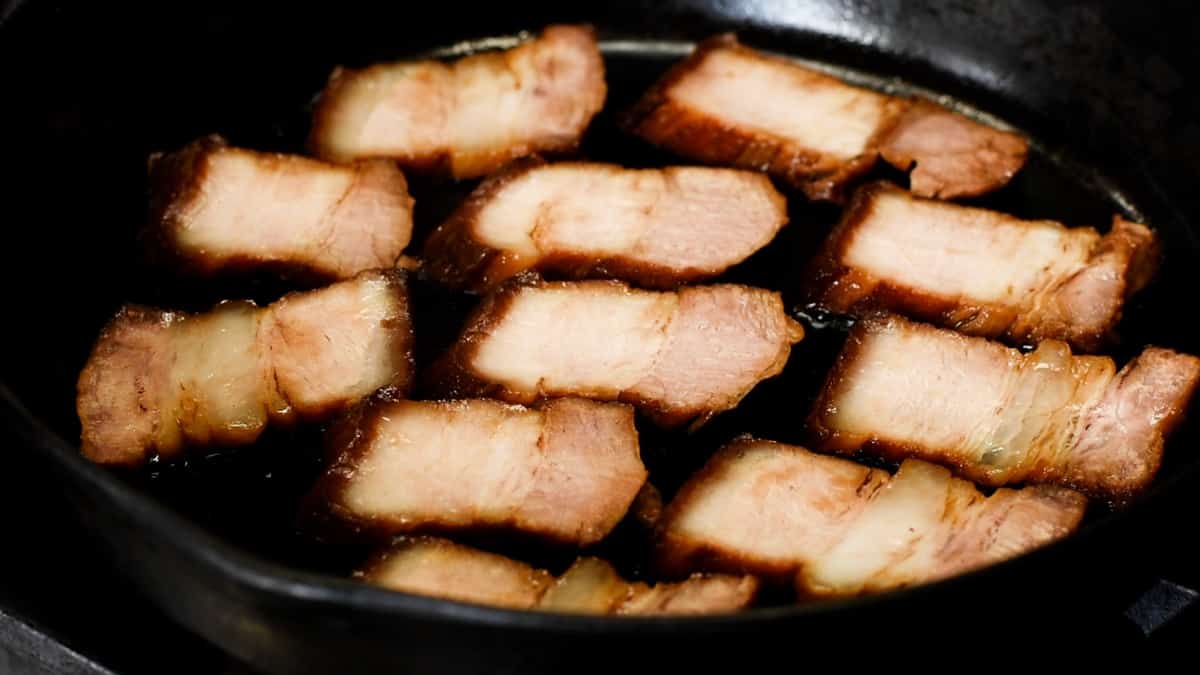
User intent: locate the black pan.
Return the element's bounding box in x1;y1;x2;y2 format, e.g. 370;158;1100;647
2;1;1198;672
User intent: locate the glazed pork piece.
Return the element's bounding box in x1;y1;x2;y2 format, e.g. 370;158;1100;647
310;398;647;546
422;161;788;291
624;35;1027;202
809;315;1200;501
429;280;804;427
361;538;758;614
655;438;1086;595
76;271;413;466
805;182;1159;351
310;25;606;179
146;135;414;280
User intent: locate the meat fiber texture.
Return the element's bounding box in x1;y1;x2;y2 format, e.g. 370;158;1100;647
624;35;1027;202
809;315;1200;501
428;279;805;428
423;160;787;291
310;25;606;179
804;182;1159;351
360;537;758;614
655;438;1086;596
77;271;414;465
308;398;647;547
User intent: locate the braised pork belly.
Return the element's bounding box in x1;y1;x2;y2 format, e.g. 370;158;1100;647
624;35;1026;201
429;280;804;427
805;183;1158;350
361;538;758;614
310;398;646;546
656;438;1086;595
423;161;787;291
77;271;413;465
146;135;414;280
809;315;1200;501
310;25;606;178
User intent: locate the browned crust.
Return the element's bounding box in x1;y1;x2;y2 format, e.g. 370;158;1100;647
304;396;641;546
876;100;1029;200
308;25;606;178
803;182;1159;351
144;136;414;283
423;159;788;292
1056;347;1200;504
807;315;1197;501
77;270;412;466
424;278;802;428
654;437;827;583
622;35;881;203
76;305;184;466
623;35;1027;203
421;158;549;290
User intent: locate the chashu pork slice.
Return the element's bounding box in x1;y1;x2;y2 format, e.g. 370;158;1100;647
310;398;647;546
310;25;606;179
805;182;1159;351
429;280;804;427
146;135;414;281
655;438;1086;596
624;35;1027;202
361;537;758;615
809;315;1200;501
422;160;787;291
76;271;413;465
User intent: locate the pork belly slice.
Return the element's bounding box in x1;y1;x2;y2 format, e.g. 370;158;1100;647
146;135;414;280
360;537;554;609
362;538;758;614
656;438;1086;595
809;315;1200;501
312;397;646;546
422;161;787;291
805;182;1159;350
430;280;804;427
623;35;1027;202
76;271;412;465
310;25;605;179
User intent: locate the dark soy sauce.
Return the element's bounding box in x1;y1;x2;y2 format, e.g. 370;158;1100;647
125;38;1197;588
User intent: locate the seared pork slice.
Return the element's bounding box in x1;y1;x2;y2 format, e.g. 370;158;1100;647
146;136;414;281
624;35;1027;202
310;25;606;178
76;271;412;465
423;161;787;291
311;398;646;546
805;182;1159;350
809;315;1200;501
360;537;554;609
656;438;1086;595
430;280;804;427
362;538;759;614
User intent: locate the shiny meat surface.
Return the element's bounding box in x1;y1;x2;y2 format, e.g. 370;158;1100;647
809;315;1200;501
429;280;804;427
624;35;1026;202
656;438;1086;595
146;135;414;280
805;182;1159;350
310;398;647;546
360;538;553;609
309;25;606;178
76;271;413;465
422;160;787;291
362;538;758;614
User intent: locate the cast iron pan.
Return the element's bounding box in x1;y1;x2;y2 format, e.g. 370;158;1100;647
2;1;1199;672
